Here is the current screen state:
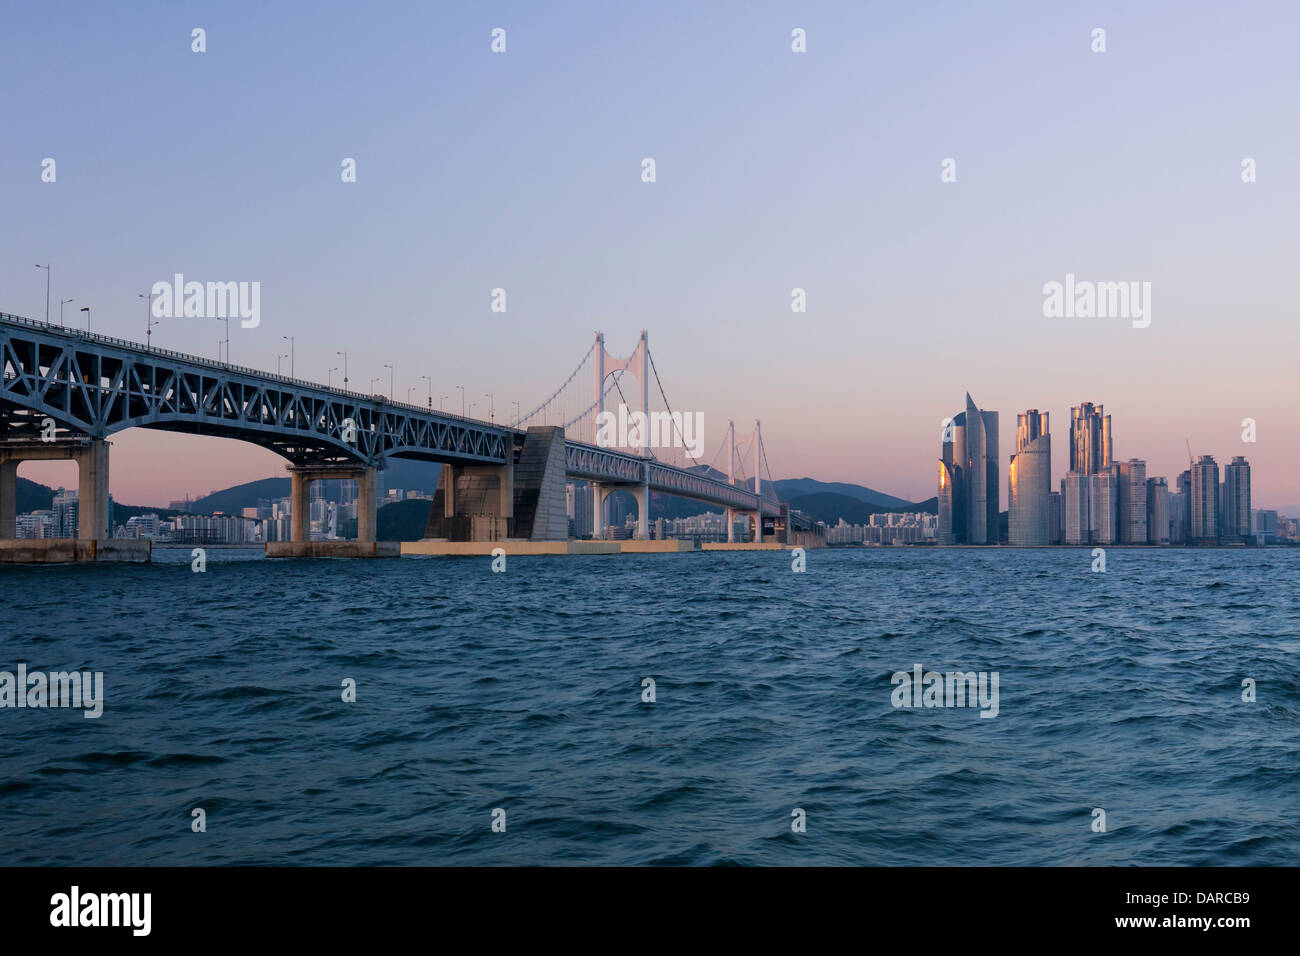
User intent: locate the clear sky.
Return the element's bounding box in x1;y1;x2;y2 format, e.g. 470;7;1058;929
3;1;1297;510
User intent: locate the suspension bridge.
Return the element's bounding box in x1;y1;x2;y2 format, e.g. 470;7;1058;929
0;313;818;553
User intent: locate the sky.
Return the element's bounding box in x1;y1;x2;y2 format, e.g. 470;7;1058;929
3;1;1297;510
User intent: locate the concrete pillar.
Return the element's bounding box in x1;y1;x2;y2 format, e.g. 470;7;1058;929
0;460;17;539
753;510;762;544
291;471;310;542
592;482;604;539
726;508;735;543
442;464;460;518
356;467;378;543
495;459;514;519
633;483;649;539
77;438;110;540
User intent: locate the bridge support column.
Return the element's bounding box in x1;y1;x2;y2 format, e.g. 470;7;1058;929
633;483;649;539
752;510;763;544
442;465;461;519
591;482;604;539
356;466;378;543
726;508;735;543
290;470;311;542
0;460;18;539
77;438;111;540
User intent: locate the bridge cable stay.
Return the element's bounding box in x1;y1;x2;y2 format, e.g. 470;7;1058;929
644;344;703;470
513;345;593;428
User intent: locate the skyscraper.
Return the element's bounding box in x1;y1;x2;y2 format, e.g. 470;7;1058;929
1146;477;1170;545
1062;473;1089;545
937;394;998;545
1009;410;1051;546
1189;455;1220;544
1116;459;1148;544
1223;456;1251;542
1088;468;1119;545
1069;403;1112;475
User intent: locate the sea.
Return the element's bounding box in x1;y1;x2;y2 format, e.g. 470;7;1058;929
1;547;1297;866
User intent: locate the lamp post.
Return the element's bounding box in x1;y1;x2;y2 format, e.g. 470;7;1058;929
439;394;447;412
277;354;288;374
328;366;338;388
384;364;394;400
282;335;294;377
407;386;415;404
456;384;465;416
139;292;158;348
484;393;494;423
35;264;49;324
59;298;73;327
336;351;348;390
420;375;432;409
79;306;90;332
369;376;379;394
215;316;230;363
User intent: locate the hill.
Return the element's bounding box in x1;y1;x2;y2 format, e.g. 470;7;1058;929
773;477;911;509
15;477;188;523
786;491;936;525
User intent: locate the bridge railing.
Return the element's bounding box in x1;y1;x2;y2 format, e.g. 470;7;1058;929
0;311;510;430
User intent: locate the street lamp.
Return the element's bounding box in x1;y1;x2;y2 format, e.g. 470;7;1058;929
369;376;379;394
59;298;73;327
384;364;394;399
336;351;348;390
277;353;288;374
456;384;465;416
439;394;448;412
79;306;90;332
328;366;338;388
420;374;432;409
282;335;294;377
484;393;494;423
512;401;521;425
407;386;415;404
215;315;230;363
139;292;158;348
35;264;49;324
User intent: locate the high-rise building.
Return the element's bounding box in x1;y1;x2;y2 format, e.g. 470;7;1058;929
1189;455;1220;544
1062;473;1089;545
1167;491;1186;544
1048;491;1063;544
1146;477;1170;545
937;394;998;545
1069;403;1112;475
52;488;78;538
1088;468;1119;545
1009;410;1051;546
1223;456;1251;542
1251;509;1277;544
1116;459;1148;544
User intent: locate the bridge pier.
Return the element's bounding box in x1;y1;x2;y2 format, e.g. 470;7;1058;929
288;463;380;543
0;439;112;540
423;455;517;541
632;483;649;539
591;482;604;539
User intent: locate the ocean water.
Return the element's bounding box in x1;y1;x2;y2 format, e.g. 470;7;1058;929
1;547;1297;866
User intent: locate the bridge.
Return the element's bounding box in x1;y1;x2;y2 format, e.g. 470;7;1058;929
1;313;816;547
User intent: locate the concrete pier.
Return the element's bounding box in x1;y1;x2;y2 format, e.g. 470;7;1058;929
0;539;150;563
